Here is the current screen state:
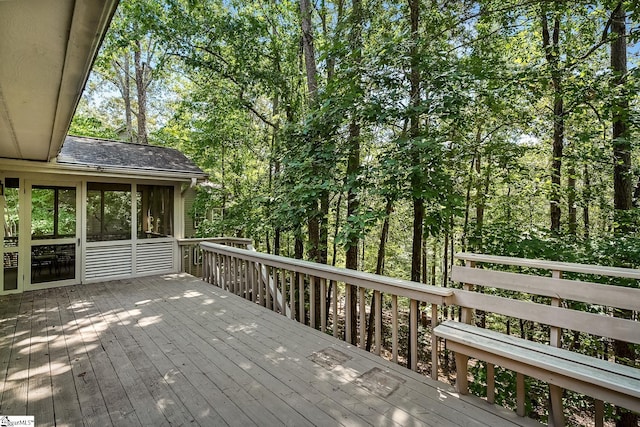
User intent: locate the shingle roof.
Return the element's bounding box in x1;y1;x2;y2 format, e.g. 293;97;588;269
57;135;206;177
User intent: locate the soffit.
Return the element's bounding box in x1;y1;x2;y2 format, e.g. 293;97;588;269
0;0;118;161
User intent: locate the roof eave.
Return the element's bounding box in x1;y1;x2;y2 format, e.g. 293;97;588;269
0;158;208;182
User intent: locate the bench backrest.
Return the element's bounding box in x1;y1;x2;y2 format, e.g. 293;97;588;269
450;254;640;346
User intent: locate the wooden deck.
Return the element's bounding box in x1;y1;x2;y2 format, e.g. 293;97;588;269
0;274;541;426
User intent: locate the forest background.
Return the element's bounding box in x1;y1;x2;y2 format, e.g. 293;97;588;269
71;0;640;286
69;1;640;423
71;0;640;282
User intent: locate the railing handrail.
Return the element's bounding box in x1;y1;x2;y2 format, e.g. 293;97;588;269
178;237;253;246
455;252;640;280
201;242;453;304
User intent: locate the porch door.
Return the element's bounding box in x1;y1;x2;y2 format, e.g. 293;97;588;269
1;178;21;295
27;181;81;288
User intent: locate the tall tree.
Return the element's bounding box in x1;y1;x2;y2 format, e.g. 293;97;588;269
344;0;364;344
541;5;564;233
610;4;637;427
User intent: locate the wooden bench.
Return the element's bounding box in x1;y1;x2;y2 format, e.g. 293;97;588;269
434;253;640;426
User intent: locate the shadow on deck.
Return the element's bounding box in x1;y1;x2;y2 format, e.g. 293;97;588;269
0;274;540;426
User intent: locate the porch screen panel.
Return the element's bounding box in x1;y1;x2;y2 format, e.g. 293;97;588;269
87;182;132;242
31;186;75;239
137;185;174;238
3;178;19;291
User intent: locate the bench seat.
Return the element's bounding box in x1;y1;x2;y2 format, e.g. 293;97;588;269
434;320;640;413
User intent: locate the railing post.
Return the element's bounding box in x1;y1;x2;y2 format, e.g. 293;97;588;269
430;303;437;380
455;259;474;395
461;260;475;324
345;284;352;343
549;269;565;427
410;298;418;371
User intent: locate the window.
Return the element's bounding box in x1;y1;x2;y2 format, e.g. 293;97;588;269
87;183;132;242
137;185;174;238
31;186;76;239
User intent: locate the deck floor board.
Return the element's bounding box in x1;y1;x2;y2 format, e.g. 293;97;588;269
0;274;541;427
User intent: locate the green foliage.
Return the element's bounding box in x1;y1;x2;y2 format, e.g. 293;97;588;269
76;1;640;422
69;115;119;139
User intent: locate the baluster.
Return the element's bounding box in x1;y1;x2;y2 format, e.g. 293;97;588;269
549;269;565;427
224;255;230;291
310;276;316;329
235;257;241;295
289;271;296;320
258;263;264;305
216;253;221;286
320;278;327;332
201;250;207;282
281;269;287;317
358;287;365;349
392;295;398;363
298;273;305;325
187;245;191;275
595;400;604;427
410;298;418;371
253;262;259;303
431;303;438;380
486;363;495;403
266;266;273;310
516;372;525;417
214;252;220;286
374;290;381;356
243;258;247;296
332;281;339;338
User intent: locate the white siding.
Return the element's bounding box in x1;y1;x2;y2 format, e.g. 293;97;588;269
136;240;174;275
86;244;133;280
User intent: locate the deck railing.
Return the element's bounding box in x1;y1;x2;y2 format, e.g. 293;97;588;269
451;253;640;425
177;237;253;277
195;241;640;425
198;241;453;379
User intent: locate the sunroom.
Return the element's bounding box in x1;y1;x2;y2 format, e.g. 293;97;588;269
1;135;206;295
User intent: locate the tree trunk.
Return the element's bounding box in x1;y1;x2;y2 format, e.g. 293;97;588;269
461;154;476;252
299;0;318;102
134;41;148;145
409;0;422;284
475;152;484;251
542;12;563;233
611;4;637;426
583;163;590;240
345;0;363;345
123;53;133;142
299;0;323;327
567;162;577;236
366;197;393;351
